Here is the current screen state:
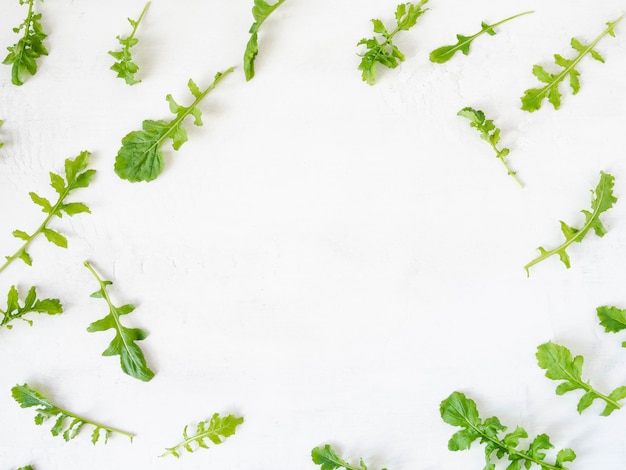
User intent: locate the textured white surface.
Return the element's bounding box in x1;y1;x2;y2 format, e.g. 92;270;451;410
1;0;626;469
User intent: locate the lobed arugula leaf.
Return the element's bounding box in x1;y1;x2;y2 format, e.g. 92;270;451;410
312;444;387;470
536;342;626;416
244;0;286;81
3;0;48;86
108;2;150;85
160;413;244;458
84;261;154;382
524;171;616;275
521;15;623;112
597;305;626;347
114;68;234;182
441;391;576;469
12;383;134;444
458;107;522;187
357;1;429;85
1;285;62;330
430;11;533;64
0;151;95;275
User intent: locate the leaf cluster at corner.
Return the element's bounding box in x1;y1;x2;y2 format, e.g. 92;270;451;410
108;2;150;85
312;444;387;470
358;0;429;85
244;0;286;81
1;285;62;330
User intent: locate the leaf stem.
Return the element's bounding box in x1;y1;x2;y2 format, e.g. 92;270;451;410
128;2;150;42
488;141;523;188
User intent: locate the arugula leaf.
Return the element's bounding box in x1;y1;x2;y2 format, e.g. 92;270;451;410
114;68;234;182
160;413;243;458
17;466;34;470
12;383;134;444
1;285;62;330
537;342;626;416
0;151;95;275
244;0;286;81
597;305;626;347
358;1;429;85
524;171;616;275
312;444;387;470
441;391;576;469
108;2;150;85
521;16;623;112
3;0;48;86
430;11;533;64
457;107;522;187
84;261;154;382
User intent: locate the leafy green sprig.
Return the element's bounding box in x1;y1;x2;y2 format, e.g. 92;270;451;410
12;383;134;444
3;0;48;86
537;341;626;416
524;171;617;275
430;11;534;63
109;2;150;85
17;466;34;470
244;0;286;81
458;107;522;187
1;285;62;329
597;305;626;346
84;261;154;382
521;15;623;112
114;68;234;182
312;444;387;470
0;151;95;275
160;413;244;458
358;1;429;85
441;391;576;469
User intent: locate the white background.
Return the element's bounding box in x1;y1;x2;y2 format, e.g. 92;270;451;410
1;0;626;469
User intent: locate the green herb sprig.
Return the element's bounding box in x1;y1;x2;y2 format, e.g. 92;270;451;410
521;16;623;112
12;383;134;444
109;2;150;85
597;305;626;346
358;1;429;85
312;444;387;470
1;285;62;330
244;0;286;81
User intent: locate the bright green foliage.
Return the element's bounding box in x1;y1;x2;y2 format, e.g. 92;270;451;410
358;1;429;85
521;16;623;112
114;68;234;182
597;305;626;347
84;261;154;382
0;151;95;275
458;107;522;187
311;444;387;470
524;172;617;275
244;0;286;81
3;0;48;85
536;342;626;416
1;285;62;329
441;391;576;469
430;11;533;64
17;466;34;470
160;413;244;458
12;383;134;444
108;2;150;85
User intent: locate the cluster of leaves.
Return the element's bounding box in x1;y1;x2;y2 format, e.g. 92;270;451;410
524;171;617;275
12;383;134;444
312;444;386;470
84;261;154;382
521;15;623;112
441;391;576;469
457;107;522;187
3;0;48;86
0;151;95;275
597;305;626;346
357;0;429;85
160;413;244;458
114;69;234;182
430;11;533;64
244;0;286;81
108;2;150;85
0;285;62;330
537;342;626;416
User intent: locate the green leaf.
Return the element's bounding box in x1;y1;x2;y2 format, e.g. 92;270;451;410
521;15;623;112
84;261;154;382
244;0;285;81
29;192;52;213
1;285;63;330
114;68;234;182
108;2;150;85
161;413;244;458
59;202;91;216
430;11;533;64
42;228;68;248
12;230;30;241
597;305;626;343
